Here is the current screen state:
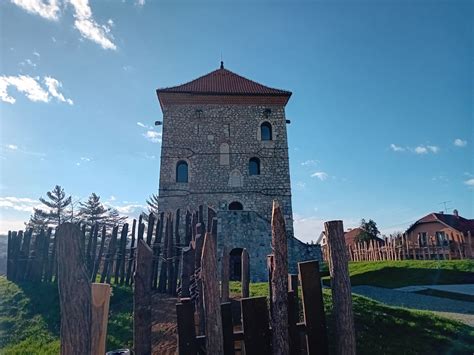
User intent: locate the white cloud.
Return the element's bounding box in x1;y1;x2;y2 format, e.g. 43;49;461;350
11;0;61;20
311;171;328;181
454;138;467;147
301;159;319;166
427;145;439;153
0;196;43;213
69;0;117;50
294;181;306;190
108;195;116;201
135;0;145;6
7;144;18;150
20;58;37;68
11;0;117;50
0;75;49;103
137;121;148;128
390;143;405;152
80;156;91;161
143;130;162;143
293;215;325;243
0;75;72;105
44;76;73;105
414;146;428;154
464;178;474;187
33;51;41;57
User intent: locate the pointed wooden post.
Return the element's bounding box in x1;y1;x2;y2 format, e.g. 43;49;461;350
91;283;111;355
134;239;152;355
241;248;250;298
271;201;289;355
325;220;356;355
92;225;107;282
201;232;224;354
56;223;91;355
126;219;137;285
221;246;230;302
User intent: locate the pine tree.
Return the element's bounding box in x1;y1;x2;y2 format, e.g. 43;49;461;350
38;185;72;227
106;208;128;227
146;193;159;215
79;193;109;226
25;208;49;232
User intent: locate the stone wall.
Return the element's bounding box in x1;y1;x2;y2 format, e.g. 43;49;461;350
158;104;294;235
216;210;321;281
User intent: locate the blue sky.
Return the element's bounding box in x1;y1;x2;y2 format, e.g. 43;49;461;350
1;0;472;241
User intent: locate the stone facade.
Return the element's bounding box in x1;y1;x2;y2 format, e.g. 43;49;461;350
156;67;321;281
158;104;294;235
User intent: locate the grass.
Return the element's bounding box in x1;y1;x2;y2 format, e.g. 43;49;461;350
1;260;474;354
229;281;474;355
0;276;133;354
322;260;474;288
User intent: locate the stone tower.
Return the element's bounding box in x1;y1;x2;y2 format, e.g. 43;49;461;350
156;63;320;281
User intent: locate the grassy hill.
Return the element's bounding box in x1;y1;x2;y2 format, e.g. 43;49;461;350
1;274;473;354
321;259;474;288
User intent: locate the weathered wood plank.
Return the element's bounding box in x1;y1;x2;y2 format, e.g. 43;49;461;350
176;298;197;355
92;226;107;282
221;302;234;355
134;239;153;355
91;283;111;355
271;201;289;355
126;219;137;285
298;260;328;355
241;296;271;355
241;248;250;298
325;220;356;355
56;223;91;355
221;246;230;303
201;232;224;354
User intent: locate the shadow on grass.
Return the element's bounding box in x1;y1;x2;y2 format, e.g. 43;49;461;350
349;267;474;288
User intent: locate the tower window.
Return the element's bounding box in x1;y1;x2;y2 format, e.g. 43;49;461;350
228;201;243;210
260;122;272;141
249;157;260;175
176;161;188;183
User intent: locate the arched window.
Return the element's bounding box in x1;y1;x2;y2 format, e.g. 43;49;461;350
176;161;188;183
260;122;272;141
249;157;260;175
228;201;243;210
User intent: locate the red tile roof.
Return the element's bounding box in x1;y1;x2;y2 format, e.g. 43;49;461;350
157;64;292;97
407;213;474;235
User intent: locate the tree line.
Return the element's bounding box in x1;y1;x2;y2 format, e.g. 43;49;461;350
25;185;160;232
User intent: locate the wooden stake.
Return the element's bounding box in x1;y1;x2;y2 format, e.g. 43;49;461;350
91;283;111;355
134;239;152;355
201;232;224;355
325;220;356;355
56;223;91;355
270;201;289;355
241;248;250;298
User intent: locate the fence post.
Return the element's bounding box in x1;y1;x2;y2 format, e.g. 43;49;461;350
241;296;272;355
126;219;137;285
92;225;107;282
56;223;91;355
221;302;234;355
115;223;129;284
134;239;153;355
201;232;224;354
271;201;289;355
91;283;111;355
221;246;230;302
241;248;250;298
325;220;356;355
176;298;197;355
298;260;328;355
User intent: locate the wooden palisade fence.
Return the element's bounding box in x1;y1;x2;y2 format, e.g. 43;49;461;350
7;202;358;354
322;230;473;263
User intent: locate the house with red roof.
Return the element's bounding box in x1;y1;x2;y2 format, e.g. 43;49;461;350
405;209;474;259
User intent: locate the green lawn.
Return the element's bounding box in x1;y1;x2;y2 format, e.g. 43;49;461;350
2;275;473;354
321;260;474;288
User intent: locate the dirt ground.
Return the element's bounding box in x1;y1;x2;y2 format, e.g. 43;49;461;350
151;292;178;355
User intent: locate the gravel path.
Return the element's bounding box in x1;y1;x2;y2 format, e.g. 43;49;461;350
352;285;474;326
